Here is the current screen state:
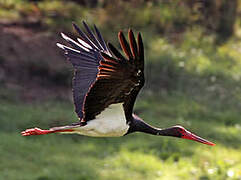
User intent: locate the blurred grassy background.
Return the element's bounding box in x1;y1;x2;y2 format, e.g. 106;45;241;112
0;0;241;179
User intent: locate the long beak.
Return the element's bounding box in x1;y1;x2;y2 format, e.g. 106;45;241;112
183;131;216;146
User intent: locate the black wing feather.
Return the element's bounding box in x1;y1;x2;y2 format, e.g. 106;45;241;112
82;21;103;50
57;23;108;120
108;43;126;60
118;31;133;60
83;30;145;122
123;32;145;120
72;22;98;50
128;29;138;59
58;24;144;123
94;25;109;53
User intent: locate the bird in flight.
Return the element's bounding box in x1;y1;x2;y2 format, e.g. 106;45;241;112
21;21;215;146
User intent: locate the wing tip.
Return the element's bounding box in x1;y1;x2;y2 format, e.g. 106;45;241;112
128;29;133;34
56;43;64;49
72;22;78;29
60;32;69;41
137;32;143;41
72;21;77;27
72;22;82;34
82;20;87;26
118;30;123;38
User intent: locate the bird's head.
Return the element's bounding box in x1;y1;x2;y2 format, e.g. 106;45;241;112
166;125;215;146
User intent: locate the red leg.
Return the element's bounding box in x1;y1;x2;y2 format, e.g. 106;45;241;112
21;127;74;136
21;128;54;136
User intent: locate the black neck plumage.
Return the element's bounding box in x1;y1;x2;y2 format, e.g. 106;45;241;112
126;116;181;138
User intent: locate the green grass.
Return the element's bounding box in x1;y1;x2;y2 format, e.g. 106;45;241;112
1;1;241;179
0;93;240;180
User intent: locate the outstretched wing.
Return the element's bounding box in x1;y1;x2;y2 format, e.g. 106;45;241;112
57;21;110;120
83;30;145;122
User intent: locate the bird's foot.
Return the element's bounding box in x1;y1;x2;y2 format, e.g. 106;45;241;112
21;127;53;136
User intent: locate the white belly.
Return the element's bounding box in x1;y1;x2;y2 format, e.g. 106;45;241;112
68;103;129;137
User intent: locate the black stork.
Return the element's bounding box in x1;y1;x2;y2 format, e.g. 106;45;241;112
21;22;215;146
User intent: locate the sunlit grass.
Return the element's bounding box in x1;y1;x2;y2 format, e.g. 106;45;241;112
0;93;240;180
1;0;241;179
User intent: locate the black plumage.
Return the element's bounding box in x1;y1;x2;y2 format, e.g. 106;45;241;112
57;22;108;120
58;21;144;124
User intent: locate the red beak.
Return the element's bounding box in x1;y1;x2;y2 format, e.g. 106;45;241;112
182;131;215;146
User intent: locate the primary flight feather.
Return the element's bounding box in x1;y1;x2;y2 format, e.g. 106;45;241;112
21;21;215;146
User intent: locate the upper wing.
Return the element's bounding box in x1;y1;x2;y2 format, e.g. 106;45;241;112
123;31;144;120
57;21;110;120
83;30;145;122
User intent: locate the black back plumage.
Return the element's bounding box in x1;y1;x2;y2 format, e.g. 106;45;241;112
57;22;144;123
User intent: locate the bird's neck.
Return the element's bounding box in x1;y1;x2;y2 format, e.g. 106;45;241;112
127;117;179;137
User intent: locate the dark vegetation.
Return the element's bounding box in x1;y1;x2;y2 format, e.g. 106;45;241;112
0;0;240;179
